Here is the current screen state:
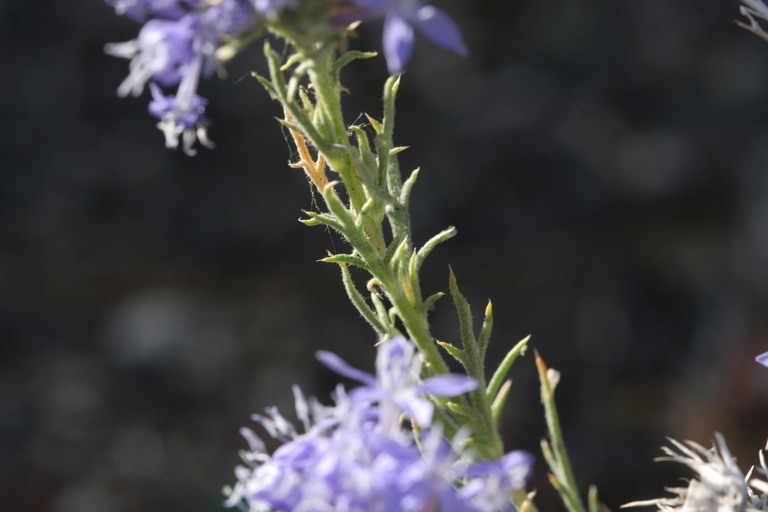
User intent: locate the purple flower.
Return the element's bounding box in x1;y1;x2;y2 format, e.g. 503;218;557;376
348;0;467;74
461;451;535;511
105;0;256;153
148;82;214;155
757;352;768;367
105;16;200;97
104;0;193;22
226;351;532;512
226;387;473;512
317;337;478;431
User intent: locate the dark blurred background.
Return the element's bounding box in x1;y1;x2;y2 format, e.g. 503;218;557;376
3;0;768;511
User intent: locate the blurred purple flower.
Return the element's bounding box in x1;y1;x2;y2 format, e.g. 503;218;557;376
757;352;768;367
461;451;535;511
349;0;467;74
105;0;255;153
226;382;532;512
104;0;193;22
317;336;477;431
148;82;213;155
105;16;200;96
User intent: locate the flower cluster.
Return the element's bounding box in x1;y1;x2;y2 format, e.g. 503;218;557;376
225;337;533;512
103;0;466;154
104;0;259;154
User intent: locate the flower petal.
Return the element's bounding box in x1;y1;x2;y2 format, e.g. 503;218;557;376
412;5;467;56
397;394;434;426
317;350;377;386
383;12;414;74
419;374;478;397
757;351;768;367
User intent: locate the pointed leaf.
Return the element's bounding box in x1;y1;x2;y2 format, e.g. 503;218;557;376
448;269;476;350
486;335;529;400
437;341;465;364
338;263;387;335
490;379;511;424
478;301;494;355
321;253;372;272
416;226;457;272
423;291;445;311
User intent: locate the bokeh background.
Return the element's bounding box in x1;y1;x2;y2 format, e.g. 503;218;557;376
3;0;768;511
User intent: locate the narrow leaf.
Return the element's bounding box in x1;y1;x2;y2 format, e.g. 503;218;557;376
338;263;386;335
416;226;457;272
365;114;382;133
448;269;477;350
490;379;511;424
486;335;530;400
299;211;344;232
437;341;465;364
588;486;601;512
333;50;378;75
423;291;445;311
445;401;473;420
477;300;494;357
321;253;372;272
400;167;420;205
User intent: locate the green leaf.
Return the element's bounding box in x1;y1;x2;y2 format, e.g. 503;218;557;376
333;50;378;76
389;236;410;272
437;341;465;364
477;300;494;357
486;335;530;401
400;167;420;205
365;114;382;134
415;226;457;272
445;400;474;420
279;53;302;71
338;263;387;336
490;379;511;423
264;41;288;101
423;291;445;311
448;269;477;351
321;253;372;272
588;486;600;512
369;288;394;335
299;211;344;232
252;72;279;100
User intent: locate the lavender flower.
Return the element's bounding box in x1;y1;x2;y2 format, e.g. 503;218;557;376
226;341;532;512
104;0;192;22
348;0;467;74
105;0;255;154
317;336;478;431
757;352;768;367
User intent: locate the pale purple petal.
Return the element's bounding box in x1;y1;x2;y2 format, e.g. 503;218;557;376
757;351;768;367
418;374;478;397
412;5;467;56
317;350;378;386
383;12;414;74
349;386;385;404
396;394;434;426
